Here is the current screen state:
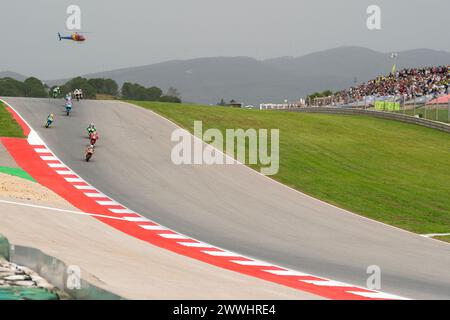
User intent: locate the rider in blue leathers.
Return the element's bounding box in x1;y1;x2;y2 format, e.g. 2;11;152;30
46;114;55;128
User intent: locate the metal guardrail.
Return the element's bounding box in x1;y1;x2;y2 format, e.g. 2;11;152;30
278;107;450;134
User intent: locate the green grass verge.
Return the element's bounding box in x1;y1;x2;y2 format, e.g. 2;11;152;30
434;236;450;243
0;101;24;137
128;100;450;235
0;166;35;182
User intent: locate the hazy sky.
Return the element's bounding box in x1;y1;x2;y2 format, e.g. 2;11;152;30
1;0;449;79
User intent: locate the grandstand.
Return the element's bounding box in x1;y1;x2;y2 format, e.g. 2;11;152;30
311;66;449;107
309;66;450;123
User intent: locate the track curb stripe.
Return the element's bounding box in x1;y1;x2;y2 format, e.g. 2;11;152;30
0;99;408;300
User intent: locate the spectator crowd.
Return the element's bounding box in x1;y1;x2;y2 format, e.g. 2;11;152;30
332;66;450;105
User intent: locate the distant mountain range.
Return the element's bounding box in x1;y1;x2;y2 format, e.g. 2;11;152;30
0;71;28;82
5;46;450;105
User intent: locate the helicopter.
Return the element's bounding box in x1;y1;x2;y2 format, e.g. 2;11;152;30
58;32;86;42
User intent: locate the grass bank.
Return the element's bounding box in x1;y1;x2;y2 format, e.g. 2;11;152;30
0;101;24;137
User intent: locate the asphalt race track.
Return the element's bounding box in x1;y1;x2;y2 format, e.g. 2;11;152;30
4;97;450;299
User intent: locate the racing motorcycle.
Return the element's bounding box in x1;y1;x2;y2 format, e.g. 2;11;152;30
75;89;83;102
85;145;95;162
45;116;54;128
52;86;60;99
65;102;72;116
89;132;99;146
87;127;96;138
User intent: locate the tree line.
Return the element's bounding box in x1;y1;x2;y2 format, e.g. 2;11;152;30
50;77;118;99
0;77;48;98
0;75;181;103
306;90;333;104
121;83;181;103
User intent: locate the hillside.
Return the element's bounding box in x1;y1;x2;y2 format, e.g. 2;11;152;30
0;71;28;82
46;47;450;105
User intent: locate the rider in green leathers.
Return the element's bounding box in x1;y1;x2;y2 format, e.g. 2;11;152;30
87;123;97;136
52;86;61;98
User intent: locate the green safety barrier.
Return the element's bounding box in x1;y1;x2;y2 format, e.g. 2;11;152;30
374;101;401;111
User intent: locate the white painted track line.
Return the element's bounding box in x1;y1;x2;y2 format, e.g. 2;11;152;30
64;177;84;183
263;269;310;277
123;217;149;222
84;192;107;198
40;156;58;161
73;185;97;190
422;233;450;238
56;170;74;175
47;163;65;168
159;233;190;239
96;200;120;206
177;242;216;248
347;291;408;300
300;280;351;287
202;250;241;257
34;148;50;153
139;225;167;230
231;260;274;267
109;208;135;214
0;199;128;221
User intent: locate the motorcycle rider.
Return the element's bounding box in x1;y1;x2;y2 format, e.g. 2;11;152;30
87;123;97;135
90;131;99;144
86;144;95;154
85;144;95;160
64;94;73;116
74;89;81;101
52;87;60;98
46;114;55;127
